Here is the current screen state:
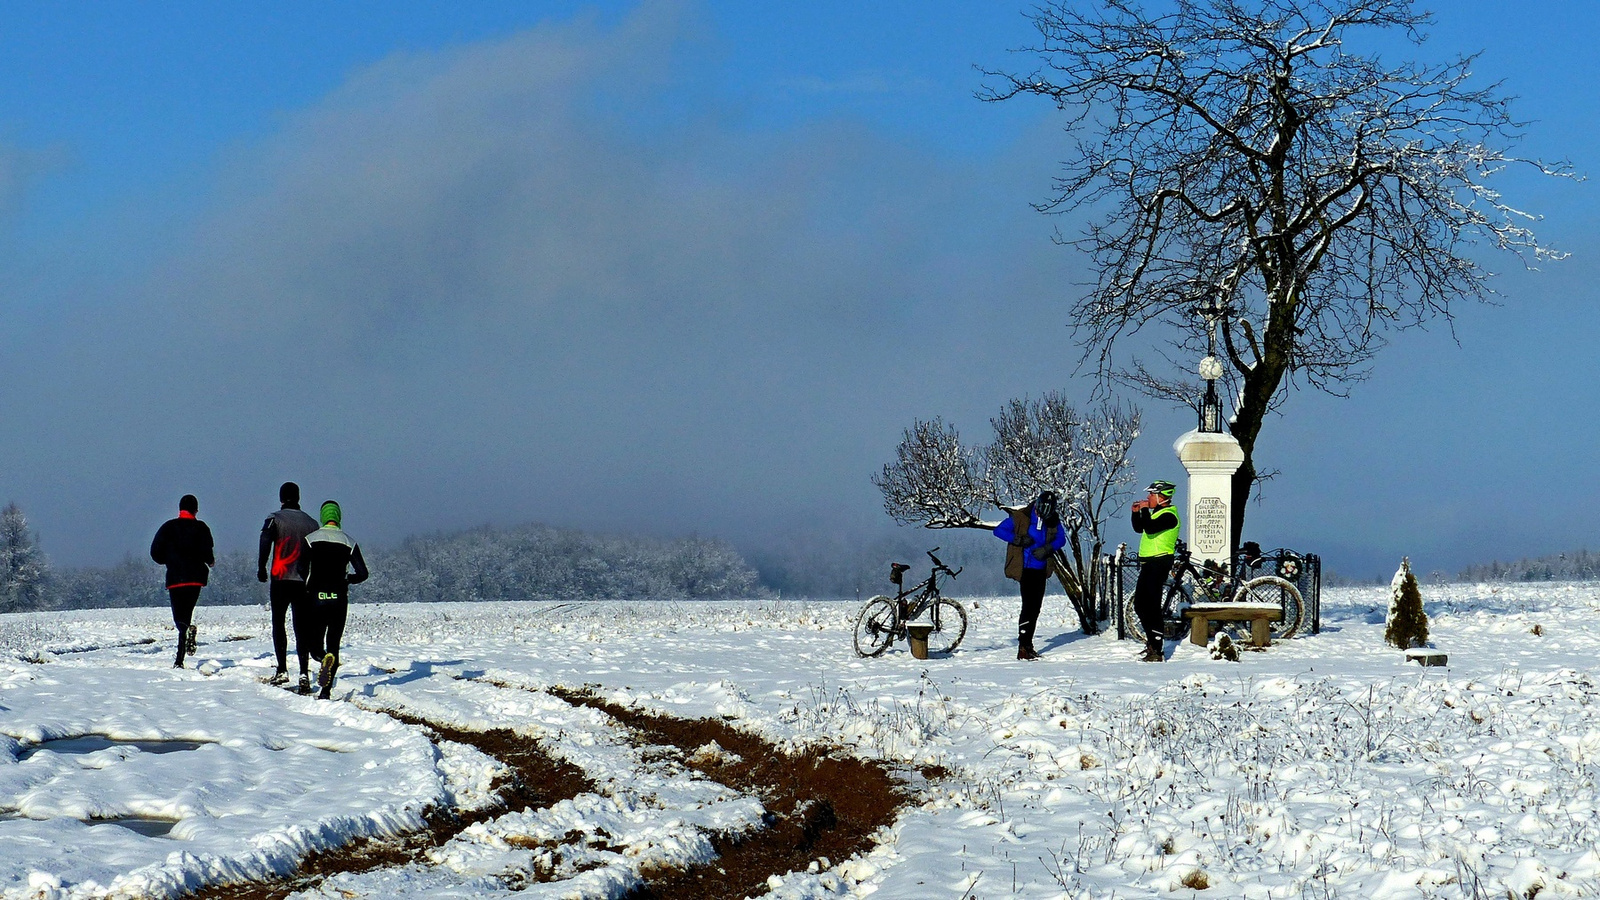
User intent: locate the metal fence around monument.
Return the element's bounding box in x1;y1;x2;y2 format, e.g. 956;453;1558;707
1100;544;1322;640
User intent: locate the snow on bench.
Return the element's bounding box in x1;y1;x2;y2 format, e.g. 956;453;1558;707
1183;602;1283;648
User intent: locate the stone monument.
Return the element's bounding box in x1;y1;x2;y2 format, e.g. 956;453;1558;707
1175;430;1243;565
1175;301;1246;566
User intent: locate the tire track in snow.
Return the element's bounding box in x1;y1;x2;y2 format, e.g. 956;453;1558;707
188;714;594;900
544;685;915;900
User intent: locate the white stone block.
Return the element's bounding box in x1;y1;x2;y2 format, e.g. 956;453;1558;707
1405;648;1448;667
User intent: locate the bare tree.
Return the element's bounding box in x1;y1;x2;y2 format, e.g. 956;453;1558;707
874;397;1140;633
0;502;48;613
982;0;1570;539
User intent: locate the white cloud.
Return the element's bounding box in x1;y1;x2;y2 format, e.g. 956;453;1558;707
4;1;1075;564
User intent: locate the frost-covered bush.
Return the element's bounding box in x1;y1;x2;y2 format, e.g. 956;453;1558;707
360;525;764;604
1384;557;1429;649
0;502;49;612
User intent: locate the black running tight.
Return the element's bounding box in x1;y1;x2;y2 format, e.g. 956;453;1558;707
168;585;200;633
308;595;348;669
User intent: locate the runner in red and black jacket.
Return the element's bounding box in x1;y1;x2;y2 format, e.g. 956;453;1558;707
257;481;320;685
150;494;214;668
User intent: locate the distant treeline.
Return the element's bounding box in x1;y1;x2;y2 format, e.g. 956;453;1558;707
1455;549;1600;584
4;498;1037;613
1323;550;1600;586
1318;570;1389;587
1289;552;1600;587
48;526;1014;610
746;527;1013;600
31;523;765;611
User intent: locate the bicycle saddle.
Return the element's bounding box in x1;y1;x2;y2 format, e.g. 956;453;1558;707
890;562;911;584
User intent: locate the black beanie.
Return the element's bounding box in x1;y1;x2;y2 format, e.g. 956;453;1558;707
179;494;199;514
280;482;300;505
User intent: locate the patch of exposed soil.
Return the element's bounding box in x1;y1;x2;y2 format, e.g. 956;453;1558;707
547;686;913;900
189;716;594;900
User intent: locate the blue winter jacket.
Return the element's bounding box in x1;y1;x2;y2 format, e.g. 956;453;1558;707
993;507;1067;570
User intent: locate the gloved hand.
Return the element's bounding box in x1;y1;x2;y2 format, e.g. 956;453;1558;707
257;569;268;583
1014;535;1035;548
1031;546;1052;561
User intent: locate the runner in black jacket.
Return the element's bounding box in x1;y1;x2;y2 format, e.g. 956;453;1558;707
300;500;368;698
150;494;214;668
257;481;320;685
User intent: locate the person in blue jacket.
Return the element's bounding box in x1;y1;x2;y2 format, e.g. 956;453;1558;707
993;490;1067;660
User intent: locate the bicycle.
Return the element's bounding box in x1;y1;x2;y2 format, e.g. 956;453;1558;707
1122;540;1305;643
853;549;969;657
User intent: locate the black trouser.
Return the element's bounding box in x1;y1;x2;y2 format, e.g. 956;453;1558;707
1017;567;1047;647
1134;555;1174;641
307;589;348;669
270;580;315;672
168;585;201;631
168;585;201;659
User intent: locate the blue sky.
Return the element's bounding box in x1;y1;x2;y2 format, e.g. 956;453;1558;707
0;1;1593;578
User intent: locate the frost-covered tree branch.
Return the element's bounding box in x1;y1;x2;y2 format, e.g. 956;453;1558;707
874;418;993;531
980;0;1573;539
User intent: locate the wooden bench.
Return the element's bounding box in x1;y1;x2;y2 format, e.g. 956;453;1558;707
1184;602;1283;648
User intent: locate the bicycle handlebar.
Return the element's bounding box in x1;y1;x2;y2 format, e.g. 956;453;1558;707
926;548;960;579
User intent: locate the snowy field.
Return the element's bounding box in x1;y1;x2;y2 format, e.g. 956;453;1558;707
4;581;1600;899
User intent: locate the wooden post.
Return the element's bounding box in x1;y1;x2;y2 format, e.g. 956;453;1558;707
1251;616;1270;648
906;623;934;659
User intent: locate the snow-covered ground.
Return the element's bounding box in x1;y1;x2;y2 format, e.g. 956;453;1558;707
4;581;1600;899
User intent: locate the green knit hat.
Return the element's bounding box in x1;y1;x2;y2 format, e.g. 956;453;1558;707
319;500;342;527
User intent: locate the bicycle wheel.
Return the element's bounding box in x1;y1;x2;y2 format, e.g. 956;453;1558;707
1235;575;1305;640
926;598;968;654
853;596;898;657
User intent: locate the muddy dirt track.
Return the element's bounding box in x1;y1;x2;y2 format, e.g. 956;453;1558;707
550;687;911;900
188;683;912;900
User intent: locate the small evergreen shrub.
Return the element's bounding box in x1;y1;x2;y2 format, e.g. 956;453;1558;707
1385;556;1429;649
1210;632;1240;661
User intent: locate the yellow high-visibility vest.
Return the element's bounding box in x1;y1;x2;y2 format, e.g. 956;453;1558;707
1138;505;1180;558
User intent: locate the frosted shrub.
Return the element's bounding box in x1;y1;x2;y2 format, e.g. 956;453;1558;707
1384;557;1429;649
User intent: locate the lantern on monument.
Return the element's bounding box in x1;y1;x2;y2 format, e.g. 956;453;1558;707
1194;300;1228;434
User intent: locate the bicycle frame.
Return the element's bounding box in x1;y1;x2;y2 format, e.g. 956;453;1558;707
1165;543;1237;607
891;551;960;610
892;571;939;617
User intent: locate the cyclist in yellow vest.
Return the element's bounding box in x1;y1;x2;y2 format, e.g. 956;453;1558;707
1131;480;1180;662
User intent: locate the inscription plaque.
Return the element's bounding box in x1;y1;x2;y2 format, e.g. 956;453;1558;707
1194;496;1228;555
